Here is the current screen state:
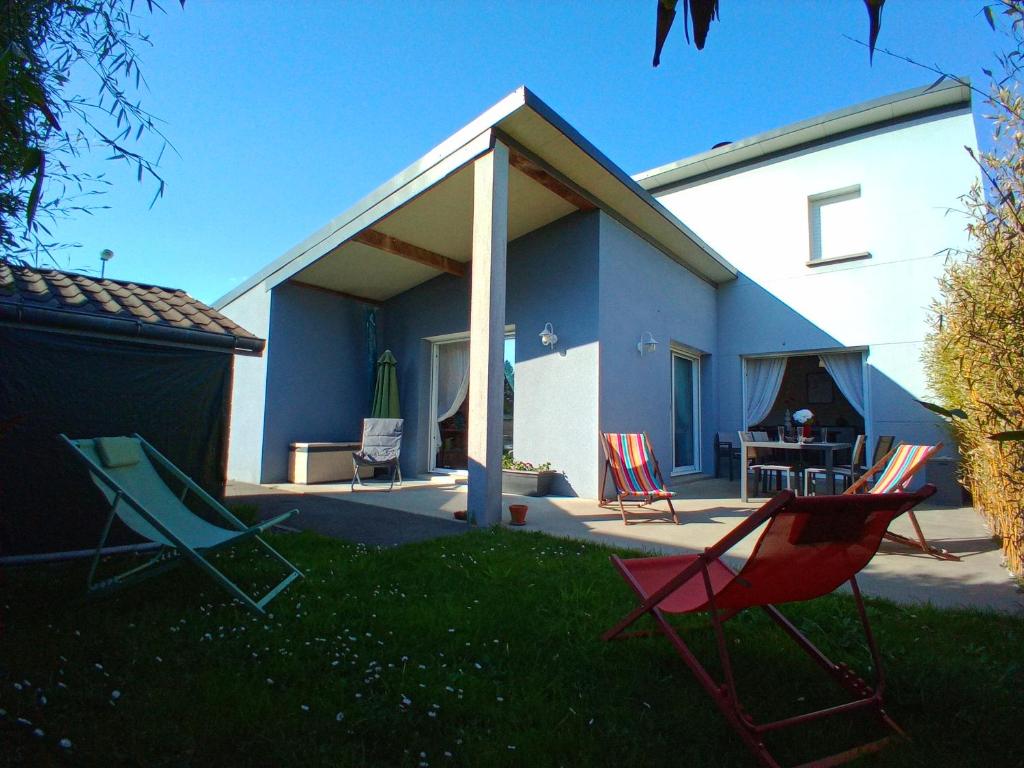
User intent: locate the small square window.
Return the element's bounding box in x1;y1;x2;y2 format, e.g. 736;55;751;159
808;186;870;265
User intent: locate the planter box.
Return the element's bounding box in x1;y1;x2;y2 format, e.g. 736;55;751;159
501;469;557;497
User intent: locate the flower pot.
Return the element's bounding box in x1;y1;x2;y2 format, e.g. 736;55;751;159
508;503;528;526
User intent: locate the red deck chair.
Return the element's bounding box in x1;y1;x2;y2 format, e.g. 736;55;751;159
844;442;958;561
604;486;936;768
599;432;678;525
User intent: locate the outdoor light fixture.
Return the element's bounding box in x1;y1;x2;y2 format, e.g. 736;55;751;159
539;322;558;350
637;332;658;356
100;248;114;279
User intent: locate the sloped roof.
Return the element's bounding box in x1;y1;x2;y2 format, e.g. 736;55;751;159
0;263;264;355
216;86;736;310
636;80;973;192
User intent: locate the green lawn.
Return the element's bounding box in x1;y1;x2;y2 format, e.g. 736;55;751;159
1;528;1022;767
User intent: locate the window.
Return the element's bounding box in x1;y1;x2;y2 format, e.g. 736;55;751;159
808;186;870;265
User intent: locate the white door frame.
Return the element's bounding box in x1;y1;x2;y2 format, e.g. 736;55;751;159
427;326;514;473
671;348;701;475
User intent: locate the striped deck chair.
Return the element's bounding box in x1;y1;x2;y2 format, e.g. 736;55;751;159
599;432;678;525
845;442;958;560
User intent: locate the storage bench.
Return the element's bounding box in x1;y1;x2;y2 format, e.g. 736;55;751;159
288;442;373;484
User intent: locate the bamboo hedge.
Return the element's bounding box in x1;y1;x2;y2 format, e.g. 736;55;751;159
924;3;1024;576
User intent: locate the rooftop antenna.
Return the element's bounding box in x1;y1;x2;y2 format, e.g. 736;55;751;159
100;248;114;279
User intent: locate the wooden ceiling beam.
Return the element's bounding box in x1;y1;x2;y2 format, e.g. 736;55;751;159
509;150;597;212
354;230;466;277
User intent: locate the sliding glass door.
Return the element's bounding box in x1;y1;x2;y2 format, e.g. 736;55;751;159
672;351;700;473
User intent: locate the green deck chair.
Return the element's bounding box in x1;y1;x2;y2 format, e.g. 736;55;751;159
62;434;302;614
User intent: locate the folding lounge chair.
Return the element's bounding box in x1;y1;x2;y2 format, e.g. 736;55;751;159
599;432;678;525
844;442;958;560
62;434;303;614
351;418;404;491
604;485;937;768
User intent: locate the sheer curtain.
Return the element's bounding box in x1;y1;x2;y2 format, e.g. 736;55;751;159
433;341;470;456
820;352;866;416
744;357;787;427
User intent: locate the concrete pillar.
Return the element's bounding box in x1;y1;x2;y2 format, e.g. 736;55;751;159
467;141;509;526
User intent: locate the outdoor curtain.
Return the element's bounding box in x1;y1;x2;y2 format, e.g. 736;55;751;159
433;340;470;454
744;357;787;427
820;352;866;416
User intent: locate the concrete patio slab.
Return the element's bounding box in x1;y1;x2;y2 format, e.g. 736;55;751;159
232;476;1023;613
226;480;469;547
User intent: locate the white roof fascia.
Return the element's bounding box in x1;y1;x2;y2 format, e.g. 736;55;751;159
515;89;735;282
635;80;973;193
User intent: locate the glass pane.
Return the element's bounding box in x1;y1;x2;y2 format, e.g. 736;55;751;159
674;355;695;468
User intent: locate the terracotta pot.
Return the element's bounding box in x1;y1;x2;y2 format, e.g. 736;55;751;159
508;503;528;526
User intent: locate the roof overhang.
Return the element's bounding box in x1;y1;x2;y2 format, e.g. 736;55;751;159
636;79;973;193
215;87;735;309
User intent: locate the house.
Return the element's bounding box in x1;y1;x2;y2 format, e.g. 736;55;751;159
0;264;264;555
215;80;979;524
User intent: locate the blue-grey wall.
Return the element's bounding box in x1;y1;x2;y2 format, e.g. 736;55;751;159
220;282;272;484
505;211;600;496
382;210;601;494
261;282;373;482
379;271;470;483
597;214;718;479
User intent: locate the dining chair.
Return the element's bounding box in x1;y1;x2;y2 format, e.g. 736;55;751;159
714;432;740;480
802;434;866;495
740;431;798;495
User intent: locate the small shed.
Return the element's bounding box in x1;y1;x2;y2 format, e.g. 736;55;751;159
0;263;264;556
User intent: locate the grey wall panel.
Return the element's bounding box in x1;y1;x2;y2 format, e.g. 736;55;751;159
261;283;372;482
221;284;272;484
598;213;718;479
383;211;601;495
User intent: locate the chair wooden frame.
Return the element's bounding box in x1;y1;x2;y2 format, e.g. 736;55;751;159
603;486;937;768
599;432;678;525
844;442;958;561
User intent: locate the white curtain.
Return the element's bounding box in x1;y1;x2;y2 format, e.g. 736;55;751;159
433;341;470;454
744;357;787;427
820;351;866;416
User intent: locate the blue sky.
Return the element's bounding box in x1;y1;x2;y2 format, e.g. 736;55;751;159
48;1;1003;305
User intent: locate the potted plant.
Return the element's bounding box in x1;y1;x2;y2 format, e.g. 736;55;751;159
501;453;558;497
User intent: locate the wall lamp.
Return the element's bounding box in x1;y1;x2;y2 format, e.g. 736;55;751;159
637;332;658;356
539;322;558;350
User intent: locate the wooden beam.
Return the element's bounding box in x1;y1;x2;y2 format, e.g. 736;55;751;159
289;280;383;306
509;150;596;212
354;230;466;277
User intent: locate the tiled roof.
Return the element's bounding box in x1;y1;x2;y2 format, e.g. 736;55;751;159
0;263;264;355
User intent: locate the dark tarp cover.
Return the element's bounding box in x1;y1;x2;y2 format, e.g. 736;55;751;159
0;326;232;556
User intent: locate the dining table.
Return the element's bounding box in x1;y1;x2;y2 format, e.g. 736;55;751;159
739;439;852;502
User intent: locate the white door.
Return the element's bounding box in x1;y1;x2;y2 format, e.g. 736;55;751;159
672;351;700;474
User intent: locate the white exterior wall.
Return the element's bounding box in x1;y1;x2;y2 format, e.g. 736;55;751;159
653;110;981;448
219;283;271;483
